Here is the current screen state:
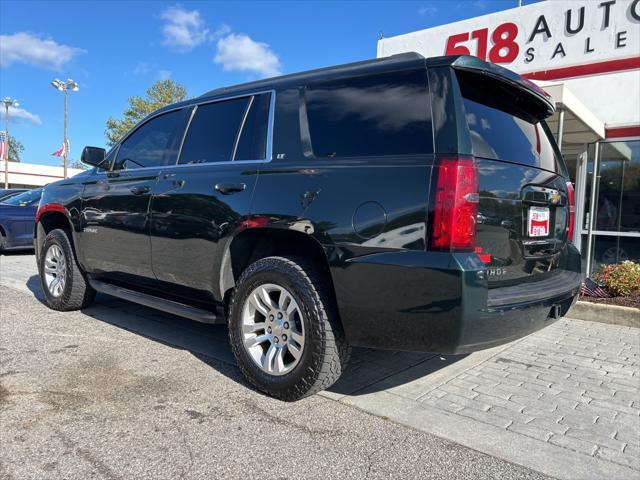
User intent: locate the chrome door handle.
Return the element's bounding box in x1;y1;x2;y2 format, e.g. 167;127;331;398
215;183;246;194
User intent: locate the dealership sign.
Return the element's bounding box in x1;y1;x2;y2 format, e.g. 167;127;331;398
378;0;640;79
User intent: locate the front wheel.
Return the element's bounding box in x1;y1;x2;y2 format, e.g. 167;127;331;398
39;228;95;311
228;256;350;401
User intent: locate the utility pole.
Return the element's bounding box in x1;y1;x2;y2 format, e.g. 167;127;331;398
2;97;19;189
51;79;79;178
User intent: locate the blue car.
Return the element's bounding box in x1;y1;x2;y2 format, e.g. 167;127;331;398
0;188;28;202
0;188;43;252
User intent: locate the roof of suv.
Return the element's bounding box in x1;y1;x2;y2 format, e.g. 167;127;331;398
151;53;552;121
199;52;426;100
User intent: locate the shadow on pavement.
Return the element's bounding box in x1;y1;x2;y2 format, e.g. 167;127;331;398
25;274;464;397
0;249;35;256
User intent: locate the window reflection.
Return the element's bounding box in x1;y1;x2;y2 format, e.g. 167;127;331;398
587;140;640;233
305;69;433;157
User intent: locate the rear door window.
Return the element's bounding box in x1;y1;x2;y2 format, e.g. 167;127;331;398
178;97;249;164
235;93;271;161
304;69;433;158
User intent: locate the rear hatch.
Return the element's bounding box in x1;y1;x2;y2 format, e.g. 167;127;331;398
454;62;572;288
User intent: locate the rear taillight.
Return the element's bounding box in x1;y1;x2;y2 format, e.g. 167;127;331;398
566;181;575;243
430;156;479;252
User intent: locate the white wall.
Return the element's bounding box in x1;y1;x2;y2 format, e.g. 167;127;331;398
546;70;640;128
378;0;640;129
0;162;85;187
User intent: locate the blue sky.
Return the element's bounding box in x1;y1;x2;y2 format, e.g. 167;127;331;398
1;0;542;166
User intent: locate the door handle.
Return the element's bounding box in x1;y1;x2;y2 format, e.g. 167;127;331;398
130;185;150;195
215;183;246;195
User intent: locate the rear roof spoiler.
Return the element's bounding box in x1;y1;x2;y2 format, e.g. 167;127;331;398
427;55;555;119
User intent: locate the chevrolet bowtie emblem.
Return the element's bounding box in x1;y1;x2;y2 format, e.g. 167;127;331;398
549;190;561;205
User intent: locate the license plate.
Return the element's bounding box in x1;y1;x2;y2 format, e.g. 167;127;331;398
528;206;550;237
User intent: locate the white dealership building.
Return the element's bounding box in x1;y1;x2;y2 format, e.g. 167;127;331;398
0;162;85;189
378;0;640;275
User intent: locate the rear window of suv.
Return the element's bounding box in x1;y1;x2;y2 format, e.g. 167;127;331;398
304;69;433;158
459;72;560;173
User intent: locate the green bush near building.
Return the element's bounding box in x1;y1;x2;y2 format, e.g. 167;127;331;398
593;261;640;297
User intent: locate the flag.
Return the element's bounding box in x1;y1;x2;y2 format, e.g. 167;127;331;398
580;278;610;298
52;141;66;157
0;131;7;161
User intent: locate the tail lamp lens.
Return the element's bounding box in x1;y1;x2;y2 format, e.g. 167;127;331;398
566;181;575;243
431;156;479;252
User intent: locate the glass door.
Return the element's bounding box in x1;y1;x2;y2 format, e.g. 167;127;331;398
582;139;640;275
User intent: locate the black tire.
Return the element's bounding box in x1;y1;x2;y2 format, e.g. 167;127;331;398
228;256;350;401
39;228;95;311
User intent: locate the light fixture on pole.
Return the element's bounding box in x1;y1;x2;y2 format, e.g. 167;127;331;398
51;78;79;179
1;97;19;189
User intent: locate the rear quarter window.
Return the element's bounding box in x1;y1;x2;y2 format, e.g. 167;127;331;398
304;69;433;158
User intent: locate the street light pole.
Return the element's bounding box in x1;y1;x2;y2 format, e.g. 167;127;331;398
3;102;7;189
51;79;78;179
63;86;68;179
1;97;19;189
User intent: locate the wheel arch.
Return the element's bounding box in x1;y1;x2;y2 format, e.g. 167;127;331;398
220;227;336;310
36;209;76;260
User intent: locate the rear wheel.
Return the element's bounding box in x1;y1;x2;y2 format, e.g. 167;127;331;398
228;256;350;401
39;228;95;311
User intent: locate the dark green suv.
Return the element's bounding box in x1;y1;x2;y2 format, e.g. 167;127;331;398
35;54;582;400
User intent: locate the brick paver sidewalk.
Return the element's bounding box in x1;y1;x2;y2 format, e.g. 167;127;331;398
418;320;639;470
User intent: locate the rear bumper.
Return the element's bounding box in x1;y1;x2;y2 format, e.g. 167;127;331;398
332;244;582;354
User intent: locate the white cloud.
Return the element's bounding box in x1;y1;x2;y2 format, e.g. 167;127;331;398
418;6;438;15
1;106;42;126
214;33;281;78
158;69;172;80
212;23;231;39
160;5;209;51
0;32;84;70
133;61;151;76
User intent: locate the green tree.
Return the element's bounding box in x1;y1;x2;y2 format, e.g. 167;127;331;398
7;136;23;162
105;79;187;146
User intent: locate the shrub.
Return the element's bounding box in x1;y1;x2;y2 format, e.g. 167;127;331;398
593;261;640;297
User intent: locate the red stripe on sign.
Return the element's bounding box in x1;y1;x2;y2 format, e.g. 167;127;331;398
522;57;640;81
605;126;640;139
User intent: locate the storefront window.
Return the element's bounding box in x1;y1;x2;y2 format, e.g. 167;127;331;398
582;234;640;273
582;139;640;274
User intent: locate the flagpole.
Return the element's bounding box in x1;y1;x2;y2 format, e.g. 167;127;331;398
1;97;19;189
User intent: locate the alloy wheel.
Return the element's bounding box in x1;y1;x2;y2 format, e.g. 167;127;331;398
241;283;305;376
44;244;67;297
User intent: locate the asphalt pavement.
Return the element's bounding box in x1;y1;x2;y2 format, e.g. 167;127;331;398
2;252;638;480
0;253;550;480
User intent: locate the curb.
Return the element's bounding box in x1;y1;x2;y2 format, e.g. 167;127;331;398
569;301;639;328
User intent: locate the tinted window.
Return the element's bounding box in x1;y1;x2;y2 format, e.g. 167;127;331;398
304;69;432;158
463;98;558;172
235;93;271;161
179;98;249;164
116;109;188;169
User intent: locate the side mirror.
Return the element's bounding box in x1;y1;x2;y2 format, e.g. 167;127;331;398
81;146;106;167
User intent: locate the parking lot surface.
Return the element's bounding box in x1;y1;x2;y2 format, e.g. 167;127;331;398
1;253;638;480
